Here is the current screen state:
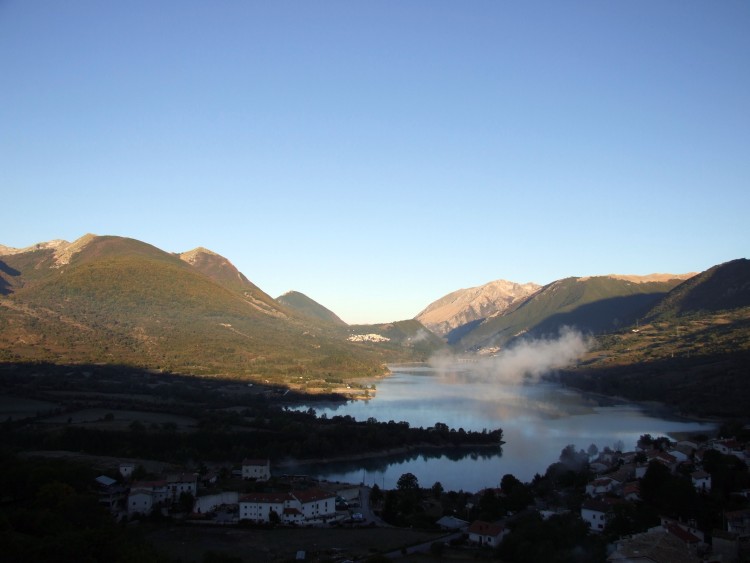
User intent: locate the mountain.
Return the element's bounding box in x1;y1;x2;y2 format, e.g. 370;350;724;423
415;279;540;337
0;234;396;381
348;319;446;358
646;258;750;319
276;291;347;326
560;261;750;417
450;274;693;351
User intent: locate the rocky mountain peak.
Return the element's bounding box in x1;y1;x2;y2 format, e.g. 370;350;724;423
178;247;222;265
0;233;97;268
416;279;541;336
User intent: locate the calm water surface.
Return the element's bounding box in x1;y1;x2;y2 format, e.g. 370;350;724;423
287;365;714;492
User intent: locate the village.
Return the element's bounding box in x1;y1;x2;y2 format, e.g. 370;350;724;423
89;433;750;562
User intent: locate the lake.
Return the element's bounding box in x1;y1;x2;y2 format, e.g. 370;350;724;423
287;364;715;492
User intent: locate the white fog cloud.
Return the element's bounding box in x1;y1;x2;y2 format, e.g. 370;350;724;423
430;327;592;385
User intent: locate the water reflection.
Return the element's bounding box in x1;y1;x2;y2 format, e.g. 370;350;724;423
290;366;714;491
287;446;502;478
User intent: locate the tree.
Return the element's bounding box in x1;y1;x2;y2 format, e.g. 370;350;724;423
177;491;195;513
478;488;503;520
501;473;523;493
587;443;599;459
501;473;533;513
431;481;444;499
268;509;280;525
559;445;589;472
640;460;670;504
382;490;400;523
397;472;419;492
637;434;654;449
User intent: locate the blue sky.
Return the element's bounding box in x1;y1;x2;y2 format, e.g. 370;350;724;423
1;1;748;324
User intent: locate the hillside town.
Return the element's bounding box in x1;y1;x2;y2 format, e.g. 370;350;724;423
88;432;750;562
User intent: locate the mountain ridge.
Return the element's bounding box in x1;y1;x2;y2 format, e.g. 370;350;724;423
276;290;347;326
646;258;750;319
448;275;691;351
3;234;747;378
416;279;541;336
0;234;410;381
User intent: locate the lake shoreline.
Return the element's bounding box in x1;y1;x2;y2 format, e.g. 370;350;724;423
274;441;504;471
297;365;718;489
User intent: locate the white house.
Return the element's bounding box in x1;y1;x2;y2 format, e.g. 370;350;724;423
239;488;336;524
119;463;135;480
95;476;127;513
467;520;508;547
712;439;743;457
128;488;154;516
669;444;693;462
240;491;293;523
691;470;712;493
726;509;750;537
647;450;678;473
622;482;641;501
166;472;198;501
581;498;614;533
127;480;170;516
586;478;614;497
241;458;271;481
193;491;239;514
436;515;469;530
293;488;336;520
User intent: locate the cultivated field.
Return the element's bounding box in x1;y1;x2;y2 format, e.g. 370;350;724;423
147;525;446;562
0;394;60;420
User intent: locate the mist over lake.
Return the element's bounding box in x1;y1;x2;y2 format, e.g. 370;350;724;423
288;365;715;492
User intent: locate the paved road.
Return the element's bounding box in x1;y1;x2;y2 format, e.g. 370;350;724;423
357;485;387;527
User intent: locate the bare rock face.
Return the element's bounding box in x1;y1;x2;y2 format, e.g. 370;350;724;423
0;234;97;267
416;279;540;336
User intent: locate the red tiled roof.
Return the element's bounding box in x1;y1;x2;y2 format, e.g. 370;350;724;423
131;480;167;488
665;523;701;544
468;520;505;537
293;488;335;503
582;497;623;513
725;509;750;521
239;492;293;503
166;473;197;484
623;482;640;494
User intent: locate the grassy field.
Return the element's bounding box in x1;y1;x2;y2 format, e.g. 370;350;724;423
561;307;750;417
36;408;198;431
147;524;446;562
0;394;60;420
